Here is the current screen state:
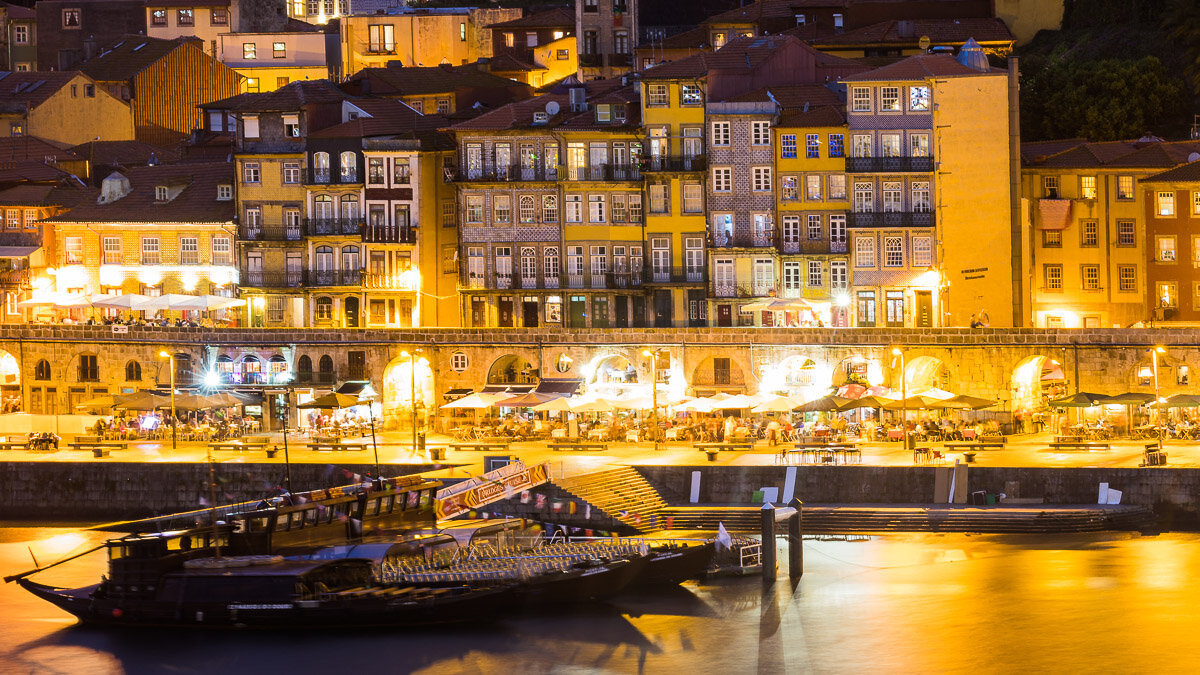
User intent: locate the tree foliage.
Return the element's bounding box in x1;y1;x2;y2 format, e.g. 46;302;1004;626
1020;56;1185;141
1163;0;1200;94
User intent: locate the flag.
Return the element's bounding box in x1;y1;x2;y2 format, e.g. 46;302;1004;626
568;501;578;515
520;490;531;504
552;500;563;514
585;504;591;519
535;494;546;509
716;522;733;551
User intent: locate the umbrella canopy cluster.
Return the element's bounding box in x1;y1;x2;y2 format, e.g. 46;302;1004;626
19;293;246;313
1048;392;1165;408
75;390;250;412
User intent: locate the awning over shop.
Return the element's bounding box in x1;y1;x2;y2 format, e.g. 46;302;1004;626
534;378;583;396
443;388;474;400
0;246;40;258
1038;199;1072;230
481;384;534;394
335;381;378;399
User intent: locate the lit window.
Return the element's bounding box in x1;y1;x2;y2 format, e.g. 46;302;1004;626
1080;176;1097;200
1116;175;1134;200
1157;191;1175;216
680;84;702;105
751;121;771;145
1044;265;1062;290
851;87;871;112
177;8;193;25
880;86;900;111
273;42;286;58
243;42;257;59
150;9;167;25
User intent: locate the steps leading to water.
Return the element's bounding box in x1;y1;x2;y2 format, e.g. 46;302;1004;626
658;504;1155;534
553;467;667;533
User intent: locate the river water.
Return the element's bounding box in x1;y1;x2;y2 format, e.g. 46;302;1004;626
3;526;1198;674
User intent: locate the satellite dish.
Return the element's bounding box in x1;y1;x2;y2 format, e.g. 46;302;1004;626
918;35;931;51
545;101;560;116
1189;152;1200;163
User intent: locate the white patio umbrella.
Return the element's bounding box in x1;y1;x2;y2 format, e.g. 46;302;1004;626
173;295;247;311
440;392;511;409
751;394;802;413
17;293;89;309
610;396;653;410
532;397;574;412
915;387;956;400
571;399;617;413
741;297;814;312
132;294;201;312
89;293;150;309
677;398;716;413
711;394;755;410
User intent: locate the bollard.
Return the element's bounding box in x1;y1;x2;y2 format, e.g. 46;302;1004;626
788;498;803;578
760;503;777;584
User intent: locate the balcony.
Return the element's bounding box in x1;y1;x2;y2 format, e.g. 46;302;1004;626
642;155;707;173
308;269;362;286
646;266;706;284
362;224;416;244
0;269;31;286
579;53;602;67
243;272;304;288
295;370;338;385
362;272;417;290
304;218;364;236
846;211;935;228
453;164;559;182
845;156;935;173
562;272;642;289
569;163;641;182
242;225;303;242
709;283;762;299
779;239;849;255
711;232;775;248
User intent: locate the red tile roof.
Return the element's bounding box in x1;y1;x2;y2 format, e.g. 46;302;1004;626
81;36;203;83
447;79;639;132
344;63;526;96
307;99;454;149
488;53;546;72
814;18;1014;47
704;0;846;25
0;135;78;161
46;162;236;224
840;53;999;81
1023;140;1200;170
2;2;35;19
0;72;81;109
487;7;574;29
68;140;181;167
202;79;348;112
1143;159;1200;183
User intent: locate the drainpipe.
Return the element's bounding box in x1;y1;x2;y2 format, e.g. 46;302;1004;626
1008;57;1023;326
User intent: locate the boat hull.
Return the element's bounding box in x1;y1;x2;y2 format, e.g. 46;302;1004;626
19;579;513;629
639;543;716;586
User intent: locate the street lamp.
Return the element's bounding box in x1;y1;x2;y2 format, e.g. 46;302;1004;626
642;348;668;450
1152;346;1165;450
892;348;909;450
400;349;425;454
159;350;176;451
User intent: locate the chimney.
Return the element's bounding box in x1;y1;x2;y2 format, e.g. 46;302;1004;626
897;20;914;39
83;36;97;61
97;172;132;204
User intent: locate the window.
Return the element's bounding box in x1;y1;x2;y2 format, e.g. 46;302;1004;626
465;195;483;223
909;86;930;111
1044;264;1063;290
883;236;903;267
1157;235;1177;261
781;176;799;201
646;83;668;105
752;259;773;295
909;134;930;158
780;134;797;159
369;24;395;53
830;215;846;248
853;182;873;212
1116;220;1135;246
141;237;161;265
1042;230;1062;248
368;157;385;185
1157;191;1175;216
180;237;199;265
177;8;193;25
4;209;17;228
211;8;228;25
829;174;847;200
63;9;81;28
273;42;286;58
1081;220;1098;247
565;194;582;223
806;175;821;201
244;207;261;235
852;134;872;158
460;22;466;41
783;261;801;296
1079;176;1097;200
216;183;232;201
782;215;800;245
212;236;231;264
880;134;901;158
243;42;257;59
855;236;875;267
9;121;23;137
102;237;120;264
681;84;702;105
281;161;300;184
683;183;703;212
1118;265;1136;292
711;122;730;146
1158;282;1178;307
284;114;300;138
752;167;771;192
831;260;847;289
242;115;259;138
519;195;536;224
880;86;900;111
885;291;904;327
588;194;606;222
912;236;932;266
829;134;844;158
807;215;821;240
1081;264;1100;290
649;184;668;213
64;236;83;264
542;195;557;223
1044;176;1059;198
712;167;731;192
804;134;820;159
150;9;167;26
557;49;569;60
629;194;643;222
851;87;871;112
78;355;98;382
1117;175;1135;200
450;352;468;372
23;209;37;227
340;152;356;182
392;157;410;185
1194;191;1200;215
857;291;875;326
493;195;511;223
242;162;260;183
751;121;771;145
911;181;931;212
244;78;260;93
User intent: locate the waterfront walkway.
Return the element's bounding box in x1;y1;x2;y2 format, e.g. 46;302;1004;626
0;430;1190;476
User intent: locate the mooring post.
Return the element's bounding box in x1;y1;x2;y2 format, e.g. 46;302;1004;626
788;498;803;578
761;502;777;583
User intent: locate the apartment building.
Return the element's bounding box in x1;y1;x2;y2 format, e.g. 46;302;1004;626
576;0;637;80
1022;139;1200;328
338;6;519;76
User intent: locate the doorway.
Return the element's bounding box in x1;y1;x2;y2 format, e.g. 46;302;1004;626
498;296;514;327
915;290;932;327
344;297;360;327
522;297;539;327
716;304;732;327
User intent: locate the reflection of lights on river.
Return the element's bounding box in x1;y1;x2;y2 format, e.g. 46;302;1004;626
38;532;86;556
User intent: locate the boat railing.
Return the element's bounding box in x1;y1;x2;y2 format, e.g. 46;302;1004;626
738;541;762;569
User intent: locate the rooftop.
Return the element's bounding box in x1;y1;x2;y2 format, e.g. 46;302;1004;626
1143;159;1200;183
0;72;81;109
308;99;454;150
344;63;527;96
486;7;574;30
203;79;349;112
1024;139;1200;170
839;52;999;82
80;36;203;83
812;17;1014;47
447;78;639;133
46;162;236;224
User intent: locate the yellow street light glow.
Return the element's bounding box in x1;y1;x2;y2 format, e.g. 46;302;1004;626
159;351;170;359
892;348;902;356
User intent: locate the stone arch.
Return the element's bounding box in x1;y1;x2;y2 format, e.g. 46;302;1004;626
588;352;638;385
1011;355;1067;413
297;354;313;382
487;354;537;385
381;353;434;427
318;354;334;383
125;360;142;381
0;348;19;412
904;355;948;392
692;355;745;391
33;358;50;381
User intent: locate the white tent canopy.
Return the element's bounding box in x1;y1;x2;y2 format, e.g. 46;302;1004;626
173;295;247;311
90;294;150;309
440;392;512;409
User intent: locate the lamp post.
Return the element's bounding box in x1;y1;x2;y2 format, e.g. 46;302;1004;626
400;349;424;454
159;351;176;451
892;348;909;450
642;348;667;450
1153;346;1165;450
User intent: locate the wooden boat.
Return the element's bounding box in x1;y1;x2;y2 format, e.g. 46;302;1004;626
639;541;716;586
17;554;513;629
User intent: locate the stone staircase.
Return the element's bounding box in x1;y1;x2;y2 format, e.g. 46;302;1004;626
553;467;668;533
658;504;1155;534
